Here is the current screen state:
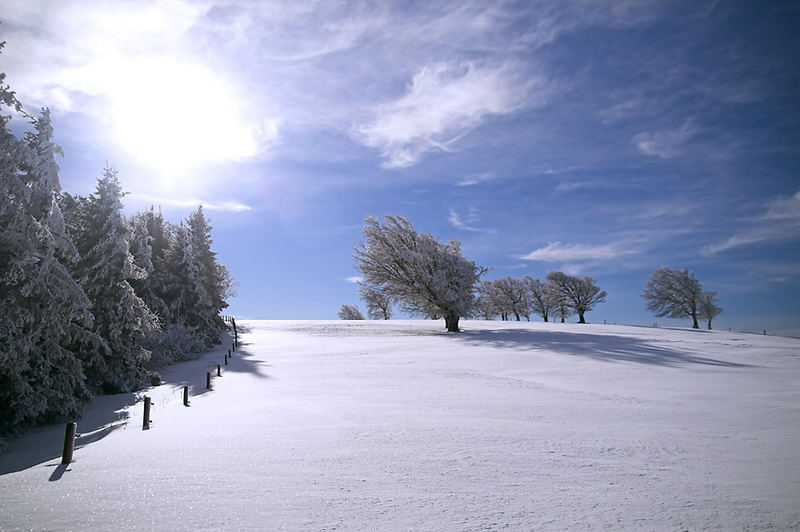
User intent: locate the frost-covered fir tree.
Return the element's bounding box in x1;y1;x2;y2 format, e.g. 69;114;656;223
163;210;228;351
166;205;228;347
0;75;93;432
69;167;158;393
129;210;169;320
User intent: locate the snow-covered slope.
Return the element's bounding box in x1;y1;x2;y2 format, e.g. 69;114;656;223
2;320;798;530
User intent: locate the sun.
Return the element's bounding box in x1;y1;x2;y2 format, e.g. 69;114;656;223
108;57;261;175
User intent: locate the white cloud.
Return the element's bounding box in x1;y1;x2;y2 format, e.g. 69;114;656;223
520;241;637;262
448;207;481;232
634;120;698;159
353;62;542;168
763;190;800;220
128;193;252;212
345;276;363;284
456;172;497;186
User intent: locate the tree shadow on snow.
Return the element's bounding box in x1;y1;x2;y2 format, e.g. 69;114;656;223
0;334;269;477
0;391;135;477
455;328;752;368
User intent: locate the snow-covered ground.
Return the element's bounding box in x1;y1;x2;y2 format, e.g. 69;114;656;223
1;320;798;530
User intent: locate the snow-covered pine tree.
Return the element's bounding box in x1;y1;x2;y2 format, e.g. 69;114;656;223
0;82;93;432
129;211;169;321
163;222;208;351
70;167;158;393
186;205;227;346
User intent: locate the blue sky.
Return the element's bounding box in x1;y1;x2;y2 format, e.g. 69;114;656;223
2;1;798;332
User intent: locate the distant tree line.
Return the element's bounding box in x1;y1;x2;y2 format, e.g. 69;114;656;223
348;216;722;332
0;62;234;435
476;272;606;324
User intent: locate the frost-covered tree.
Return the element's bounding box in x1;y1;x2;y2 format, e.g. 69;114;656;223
354;216;485;332
552;296;575;323
69;167;158;393
128;209;171;321
524;276;558;322
338;304;365;320
476;280;504;320
185;205;227;343
0;80;94;432
159;206;230;351
493;276;530;321
546;271;606;324
697;290;722;330
641;266;703;329
359;282;393;319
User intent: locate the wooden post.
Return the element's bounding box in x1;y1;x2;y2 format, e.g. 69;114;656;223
183;386;189;406
142;396;151;429
61;422;77;464
206;372;211;389
217;364;221;377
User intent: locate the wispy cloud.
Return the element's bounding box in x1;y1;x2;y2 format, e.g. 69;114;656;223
634;120;698;159
456;172;497;186
353;62;543;167
345;276;363;284
448;207;481;232
520;241;638;262
128;193;252;212
703;191;800;255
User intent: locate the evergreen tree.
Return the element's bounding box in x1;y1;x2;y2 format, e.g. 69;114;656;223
71;167;158;393
0;82;93;432
186;205;227;345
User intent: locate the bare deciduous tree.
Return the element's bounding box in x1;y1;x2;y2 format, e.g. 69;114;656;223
338;304;364;320
524;276;559;322
353;215;485;332
547;271;607;324
493;276;530;321
697;290;722;330
358;282;394;320
641;266;703;329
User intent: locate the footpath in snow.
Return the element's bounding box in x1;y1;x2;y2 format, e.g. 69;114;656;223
1;320;798;530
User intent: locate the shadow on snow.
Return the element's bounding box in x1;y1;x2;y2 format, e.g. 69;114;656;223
0;330;268;477
455;328;752;368
0;391;135;477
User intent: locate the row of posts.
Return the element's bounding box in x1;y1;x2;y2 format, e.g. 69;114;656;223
62;318;239;464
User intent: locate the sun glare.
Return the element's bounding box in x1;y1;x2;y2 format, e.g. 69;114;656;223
108;58;260;175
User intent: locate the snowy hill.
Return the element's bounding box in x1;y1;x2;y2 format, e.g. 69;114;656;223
1;320;798;530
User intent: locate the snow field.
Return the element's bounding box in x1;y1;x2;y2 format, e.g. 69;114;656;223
1;320;798;530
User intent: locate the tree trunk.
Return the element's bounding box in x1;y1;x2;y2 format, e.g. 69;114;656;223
543;315;549;323
445;314;460;333
578;312;586;324
514;313;520;321
707;319;712;330
692;312;699;328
